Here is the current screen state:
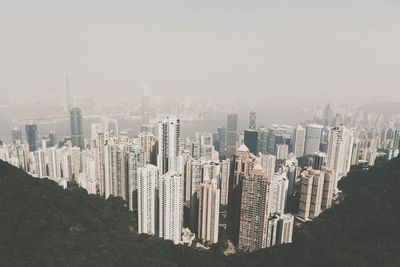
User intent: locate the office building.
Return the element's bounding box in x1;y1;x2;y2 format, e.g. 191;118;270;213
249;111;256;130
293;125;306;157
25;124;38;152
70;107;84;150
12;127;22;144
304;124;323;155
226;113;238;159
243;129;258;155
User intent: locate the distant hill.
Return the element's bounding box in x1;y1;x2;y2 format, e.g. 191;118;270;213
1;157;400;266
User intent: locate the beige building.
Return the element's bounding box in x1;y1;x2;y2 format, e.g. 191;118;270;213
198;179;220;244
238;165;270;252
321;168;335;211
298;169;324;220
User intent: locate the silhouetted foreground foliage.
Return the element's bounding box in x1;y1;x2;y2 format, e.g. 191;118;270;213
1;157;400;266
229;156;400;267
0;160;224;266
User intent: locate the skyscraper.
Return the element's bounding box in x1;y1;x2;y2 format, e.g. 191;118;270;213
226;113;238;159
25;124;38;152
238;165;270;252
326;125;354;182
198;179;220;244
266;125;294;155
293;125;306;157
321;168;335;211
12;127;22;144
298;169;324;221
258;127;268;155
220;159;230;206
70;107;84;150
304;124;323;155
141;86;150;125
157;117;181;175
217;127;226;156
159;172;182;244
127;145;145;211
244;129;258;155
138;164;159;235
228;144;255;244
249;111;256;130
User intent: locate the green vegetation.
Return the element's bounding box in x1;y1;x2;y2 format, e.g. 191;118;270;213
1;156;400;266
0;160;224;266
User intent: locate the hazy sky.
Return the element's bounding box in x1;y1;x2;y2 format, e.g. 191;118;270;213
0;0;399;104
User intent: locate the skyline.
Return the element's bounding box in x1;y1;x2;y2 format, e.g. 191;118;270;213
1;0;400;104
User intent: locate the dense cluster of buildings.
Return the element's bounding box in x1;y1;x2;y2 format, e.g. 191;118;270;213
1;96;399;252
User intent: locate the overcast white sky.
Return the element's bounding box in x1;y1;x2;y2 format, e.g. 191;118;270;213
0;0;399;104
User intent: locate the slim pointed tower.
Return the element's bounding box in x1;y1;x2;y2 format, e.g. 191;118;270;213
66;76;71;113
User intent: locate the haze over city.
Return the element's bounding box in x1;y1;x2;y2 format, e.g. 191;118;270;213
1;0;399;104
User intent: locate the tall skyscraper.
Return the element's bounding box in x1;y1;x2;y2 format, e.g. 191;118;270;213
33;150;46;178
70;107;84;150
258;127;268;155
127;145;145;211
321;168;335;211
228;145;255;244
293;125;306;157
12;127;22;144
238;165;270;252
198;179;220;244
244;129;258;155
159;172;182;244
138;164;159;235
326;125;354;182
298;169;324;221
268;171;289;215
304;124;323;155
226;113;238;159
217;127;226;156
157;117;181;175
141;86;150;125
220;159;230;206
25;124;38;152
249;111;256;130
138;131;156;164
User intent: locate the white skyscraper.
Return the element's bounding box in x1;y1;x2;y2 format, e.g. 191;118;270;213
158;117;181;175
127;145;145;211
159;172;182;244
198;179;220;244
268;171;289;215
138;164;159;235
304;124;323;155
326;125;354;184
